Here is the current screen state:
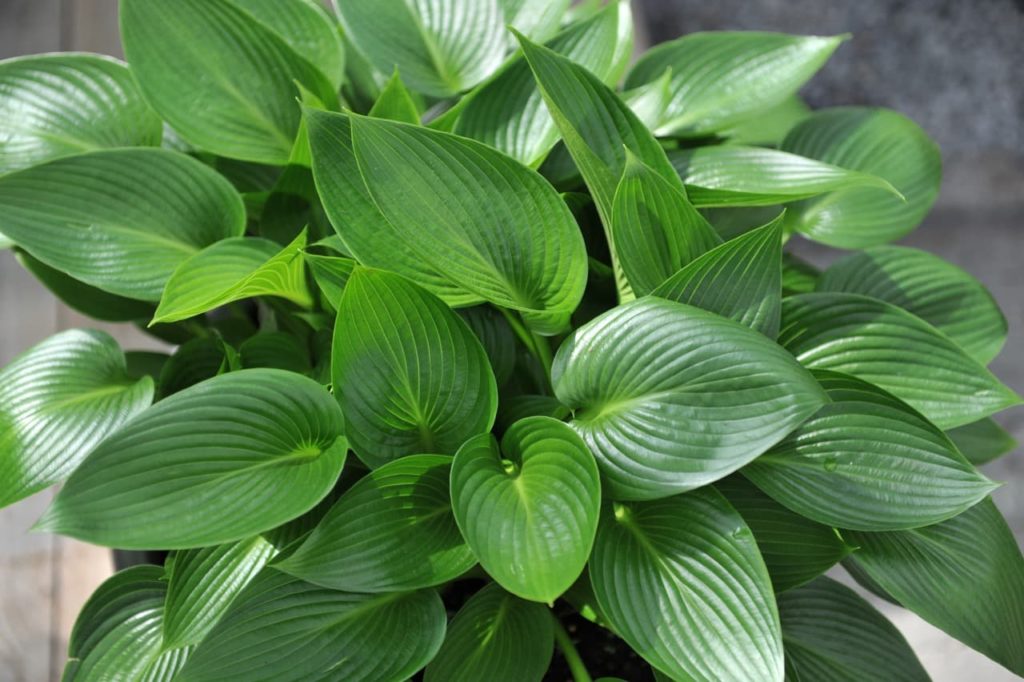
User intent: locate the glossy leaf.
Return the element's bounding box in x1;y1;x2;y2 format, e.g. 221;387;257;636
552;297;826;500
590;488;783;682
332;269;497;466
621;68;672;131
719;95;810;146
625;32;844;135
744;370;996;530
451;417;600;602
779;576;929;681
0;330;153;508
277;455;475;592
38;369;347;549
781;107;942;248
817;245;1007;364
424;582;554;682
845;499;1024;675
304;252;355;310
946;418;1018;466
368;70;421;124
177;569;446;682
0;52;161;173
499;0;571;42
779;293;1020;429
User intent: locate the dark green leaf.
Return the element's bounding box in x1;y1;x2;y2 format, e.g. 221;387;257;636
238;332;311;373
946;418;1017;466
496;394;571;430
157;338;235;399
782;252;820;295
459;306;517;387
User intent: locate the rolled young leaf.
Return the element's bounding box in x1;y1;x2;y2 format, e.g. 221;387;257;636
424;582;554;682
0;52;161;173
590;488;784;682
0;329;153;508
37;369;347;549
946;418;1018;466
0;148;246;301
276;455;476;592
450;417;600;602
779;293;1020;429
743;370;996;531
552;297;827;500
332;269;497;466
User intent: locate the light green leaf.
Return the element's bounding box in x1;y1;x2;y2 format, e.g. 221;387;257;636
424;582;554;682
621;68;673;131
368;70;421;124
946;418;1017;466
845;499;1024;675
121;0;336;164
552;297;826;499
669;145;900;207
336;0;505;97
499;0;571;42
0;330;152;508
451;417;600;602
153;230;312;324
719;95;810;146
652;215;783;337
744;370;996;530
779;293;1020;429
625;32;844;136
37;369;347;549
781;107;942;248
591;488;783;682
779;576;929;682
0;52;161;173
277;455;475;591
716;476;851;592
611;151;722;296
304;252;355;311
817;245;1007;364
0;148;245;301
178;570;445;681
332;269;497;466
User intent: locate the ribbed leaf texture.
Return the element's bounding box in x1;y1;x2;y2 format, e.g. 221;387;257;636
946;418;1018;466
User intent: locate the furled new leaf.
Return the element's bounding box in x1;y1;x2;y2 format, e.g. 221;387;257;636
946;418;1017;466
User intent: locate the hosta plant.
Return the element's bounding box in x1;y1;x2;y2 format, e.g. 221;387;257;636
1;0;1022;680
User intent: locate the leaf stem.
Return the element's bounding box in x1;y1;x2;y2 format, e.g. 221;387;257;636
551;614;592;682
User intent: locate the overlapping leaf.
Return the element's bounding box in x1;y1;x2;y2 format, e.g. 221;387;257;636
946;418;1017;466
499;0;571;42
368;70;421;124
157;338;236;399
458;306;517;387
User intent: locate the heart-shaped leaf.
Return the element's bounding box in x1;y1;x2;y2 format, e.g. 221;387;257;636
779;576;929;681
624;32;844;136
552;297;827;500
38;369;347;549
946;418;1017;466
743;370;996;530
0;148;245;301
0;53;161;173
424;582;554;682
277;455;475;592
779;293;1020;429
177;569;445;682
817;245;1007;364
451;417;600;602
781;107;942;248
0;330;153;508
590;488;783;682
844;499;1024;675
332;268;497;466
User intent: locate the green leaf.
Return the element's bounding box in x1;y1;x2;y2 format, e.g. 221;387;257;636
625;31;844;136
590;488;783;682
744;370;996;530
0;148;245;301
333;269;497;466
496;394;572;430
0;53;161;173
162;536;278;650
368;70;422;124
652;215;783;337
304;252;355;310
0;330;152;508
424;582;554;682
845;498;1024;675
38;369;347;549
157;338;235;399
277;455;475;591
782;251;820;295
336;0;505;97
669;145;900;207
121;0;336;164
177;570;446;681
610;151;722;296
779;576;929;681
781;107;942;248
552;297;826;500
458;306;517;387
719;95;810;146
946;418;1018;466
239;332;311;374
817;245;1007;364
779;293;1020;429
152;230;312;324
499;0;572;43
451;417;600;602
715;476;851;592
621;68;673;131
